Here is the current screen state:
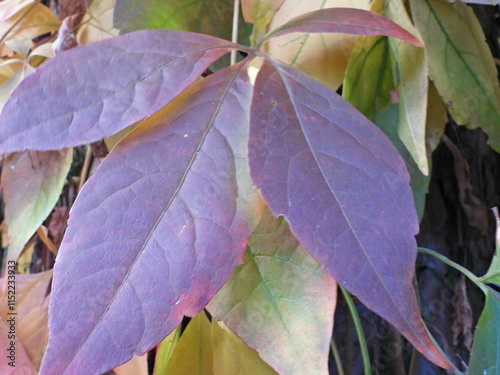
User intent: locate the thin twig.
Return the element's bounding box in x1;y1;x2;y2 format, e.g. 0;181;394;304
78;146;92;192
230;0;240;65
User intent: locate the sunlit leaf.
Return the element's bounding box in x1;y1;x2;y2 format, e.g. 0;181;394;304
211;319;278;375
410;0;500;152
261;0;371;90
426;81;447;154
159;313;214;375
0;59;34;111
39;63;263;374
153;326;181;375
159;312;277;375
76;0;120;45
1;149;72;263
248;58;452;369
208;207;336;375
241;0;285;45
0;1;60;56
468;293;500;375
0;30;242;153
383;0;429;175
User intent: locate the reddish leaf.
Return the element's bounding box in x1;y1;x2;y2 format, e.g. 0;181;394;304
263;8;422;46
39;62;262;374
248;58;452;370
0;30;242;153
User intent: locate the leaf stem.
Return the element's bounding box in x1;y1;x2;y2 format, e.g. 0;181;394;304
418;247;487;294
230;0;240;65
330;337;345;375
339;285;371;375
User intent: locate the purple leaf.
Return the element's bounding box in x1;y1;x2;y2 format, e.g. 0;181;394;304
0;30;243;153
39;62;262;374
248;58;452;370
263;8;422;46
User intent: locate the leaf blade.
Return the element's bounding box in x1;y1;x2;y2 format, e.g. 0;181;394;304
0;30;241;153
410;0;500;152
2;149;72;262
248;58;452;369
263;8;422;46
39;62;262;374
208;207;336;375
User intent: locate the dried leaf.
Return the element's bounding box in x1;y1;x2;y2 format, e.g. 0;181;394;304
442;135;489;233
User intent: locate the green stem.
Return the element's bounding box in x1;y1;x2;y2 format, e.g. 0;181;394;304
330;337;345;375
339;285;371;375
418;247;487;294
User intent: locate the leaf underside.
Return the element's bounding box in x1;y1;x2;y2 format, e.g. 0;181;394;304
0;30;240;153
39;63;260;375
248;58;452;369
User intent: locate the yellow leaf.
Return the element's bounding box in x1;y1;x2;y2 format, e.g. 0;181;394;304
410;0;500;152
77;0;119;45
262;0;371;90
384;0;429;175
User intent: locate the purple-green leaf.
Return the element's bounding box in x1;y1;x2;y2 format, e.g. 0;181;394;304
0;30;242;153
248;58;452;370
39;62;262;374
261;8;423;47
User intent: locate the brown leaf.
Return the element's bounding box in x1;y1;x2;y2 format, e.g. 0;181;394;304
452;275;473;351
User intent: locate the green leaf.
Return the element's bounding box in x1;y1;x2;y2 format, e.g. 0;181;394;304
211;320;278;375
208;208;336;375
153;327;181;375
384;0;429;176
410;0;500;152
373;105;429;221
114;0;244;41
160;313;214;375
241;0;285;45
343;32;393;119
479;209;500;285
468;293;500;375
1;149;72;262
159;313;278;375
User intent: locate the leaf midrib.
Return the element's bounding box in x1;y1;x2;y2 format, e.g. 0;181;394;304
60;59;250;374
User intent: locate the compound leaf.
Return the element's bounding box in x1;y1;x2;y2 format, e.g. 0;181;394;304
0;30;241;153
39;62;262;374
248;58;452;370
